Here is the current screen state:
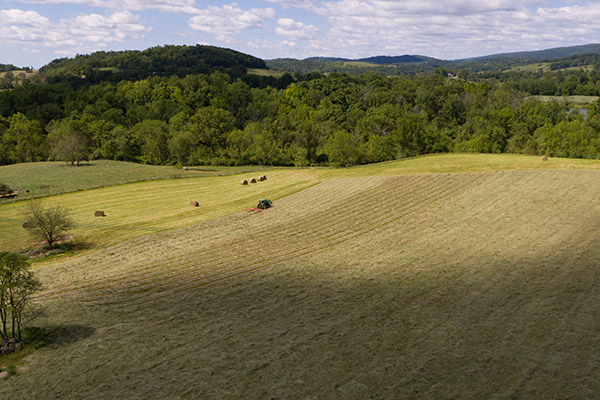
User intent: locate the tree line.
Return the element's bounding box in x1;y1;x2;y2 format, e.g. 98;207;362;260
2;70;600;167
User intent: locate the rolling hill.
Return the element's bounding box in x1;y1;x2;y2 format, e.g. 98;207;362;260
39;44;268;83
267;43;600;74
1;154;600;398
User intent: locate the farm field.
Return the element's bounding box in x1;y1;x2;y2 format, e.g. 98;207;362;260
526;95;599;106
1;154;600;398
0;160;266;203
3;154;600;254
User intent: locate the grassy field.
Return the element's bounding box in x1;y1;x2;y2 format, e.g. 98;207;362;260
343;61;378;67
508;63;594;73
1;154;600;398
2;154;599;254
527;95;599;106
247;68;286;78
0;160;265;203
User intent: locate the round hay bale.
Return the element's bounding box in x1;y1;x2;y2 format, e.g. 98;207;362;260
261;175;267;181
94;210;105;217
190;200;199;207
541;155;548;161
183;166;189;171
241;179;249;185
250;178;257;184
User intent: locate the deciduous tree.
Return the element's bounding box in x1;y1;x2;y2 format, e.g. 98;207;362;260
0;252;42;342
23;202;74;247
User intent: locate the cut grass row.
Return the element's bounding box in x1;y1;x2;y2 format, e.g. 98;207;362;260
38;172;483;306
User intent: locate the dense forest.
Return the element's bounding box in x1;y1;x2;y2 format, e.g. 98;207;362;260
2;45;600;167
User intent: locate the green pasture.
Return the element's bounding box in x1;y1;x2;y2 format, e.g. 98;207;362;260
508;63;594;73
0;160;265;203
342;61;378;67
247;68;286;78
527;95;599;106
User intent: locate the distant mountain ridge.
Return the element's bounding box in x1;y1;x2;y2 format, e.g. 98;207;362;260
3;42;600;82
459;43;600;62
267;43;600;74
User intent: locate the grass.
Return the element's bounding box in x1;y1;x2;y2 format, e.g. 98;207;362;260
0;168;317;253
2;154;599;255
508;63;594;73
0;160;266;203
2;154;600;397
246;68;285;78
527;95;599;106
342;61;378;67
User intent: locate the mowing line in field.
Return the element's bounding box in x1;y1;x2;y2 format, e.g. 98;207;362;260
39;173;483;305
38;174;439;299
123;173;485;307
36;176;396;295
79;173;484;307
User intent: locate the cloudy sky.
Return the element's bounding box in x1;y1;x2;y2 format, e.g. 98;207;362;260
1;0;600;68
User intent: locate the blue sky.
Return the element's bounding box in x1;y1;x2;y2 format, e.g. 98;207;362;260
1;0;600;68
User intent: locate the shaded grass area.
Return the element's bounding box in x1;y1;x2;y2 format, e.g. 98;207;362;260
2;169;600;398
0;160;265;204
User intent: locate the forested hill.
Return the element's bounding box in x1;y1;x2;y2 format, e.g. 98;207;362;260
267;44;600;74
463;43;600;62
39;45;267;83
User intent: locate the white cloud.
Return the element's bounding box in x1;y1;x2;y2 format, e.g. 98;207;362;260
0;9;150;56
248;38;297;49
265;0;326;14
298;0;600;59
275;18;319;40
17;0;200;14
0;8;51;27
188;3;276;41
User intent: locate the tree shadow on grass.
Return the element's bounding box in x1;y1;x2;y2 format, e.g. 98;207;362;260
21;324;96;351
45;324;96;348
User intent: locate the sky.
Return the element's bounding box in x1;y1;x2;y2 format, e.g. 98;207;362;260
1;0;600;68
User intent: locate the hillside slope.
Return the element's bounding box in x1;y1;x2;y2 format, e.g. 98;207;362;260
2;156;600;398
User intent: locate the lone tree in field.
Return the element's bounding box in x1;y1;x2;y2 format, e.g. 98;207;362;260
0;252;42;342
47;120;89;166
23;202;74;247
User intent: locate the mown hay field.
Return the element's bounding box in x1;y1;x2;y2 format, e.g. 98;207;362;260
0;169;318;252
2;154;600;399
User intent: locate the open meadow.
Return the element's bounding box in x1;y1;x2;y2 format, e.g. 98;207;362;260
1;154;600;398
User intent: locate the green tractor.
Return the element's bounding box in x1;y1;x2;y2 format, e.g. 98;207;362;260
256;199;273;210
